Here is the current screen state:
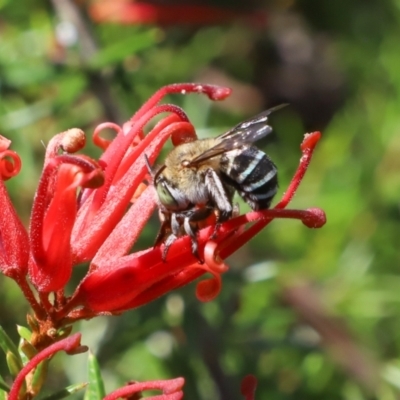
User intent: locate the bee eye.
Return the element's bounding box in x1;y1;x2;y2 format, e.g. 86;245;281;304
156;182;178;208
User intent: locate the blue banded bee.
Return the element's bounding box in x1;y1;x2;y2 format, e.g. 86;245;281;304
146;104;287;261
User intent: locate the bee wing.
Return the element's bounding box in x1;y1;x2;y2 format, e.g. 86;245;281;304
188;103;287;166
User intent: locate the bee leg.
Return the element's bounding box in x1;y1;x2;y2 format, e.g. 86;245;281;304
210;210;221;240
181;207;213;263
162;234;177;262
161;212;181;262
210;224;219;240
204;169;233;220
183;216;203;263
154;221;169;249
232;202;240;217
210;202;239;240
154;209;172;248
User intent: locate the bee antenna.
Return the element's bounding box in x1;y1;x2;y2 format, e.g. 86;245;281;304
144;154;155;177
268;103;289;114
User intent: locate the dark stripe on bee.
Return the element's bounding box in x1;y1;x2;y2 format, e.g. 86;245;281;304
222;146;278;210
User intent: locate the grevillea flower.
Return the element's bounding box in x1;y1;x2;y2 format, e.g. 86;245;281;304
88;0;267;27
0;83;325;349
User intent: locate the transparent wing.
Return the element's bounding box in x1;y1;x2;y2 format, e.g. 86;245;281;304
188;103;287;166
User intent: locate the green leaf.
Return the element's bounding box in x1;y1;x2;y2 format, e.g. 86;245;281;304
40;383;88;400
16;326;32;342
0;375;10;393
88;28;159;69
30;359;48;396
7;352;26;397
0;326;22;363
19;338;37;362
26;315;40;333
18;339;29;365
6;351;23;377
0;390;7;400
84;352;105;400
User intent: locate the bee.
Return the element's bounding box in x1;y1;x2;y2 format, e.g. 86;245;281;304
146;104;287;261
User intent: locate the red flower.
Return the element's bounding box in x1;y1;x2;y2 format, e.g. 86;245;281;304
0;83;325;347
0;136;29;278
88;0;267;27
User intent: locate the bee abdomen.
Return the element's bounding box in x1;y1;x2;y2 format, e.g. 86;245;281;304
222;146;278;210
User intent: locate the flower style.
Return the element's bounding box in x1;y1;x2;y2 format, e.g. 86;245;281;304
0;83;325;346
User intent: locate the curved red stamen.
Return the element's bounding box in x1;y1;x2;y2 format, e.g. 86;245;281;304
218;208;326;259
93;122;122;150
203;241;229;274
0;150;21;180
8;334;83;400
112;119;193;185
188;242;230;302
103;377;184;400
277;131;321;209
196;276;222;302
131;83;231;123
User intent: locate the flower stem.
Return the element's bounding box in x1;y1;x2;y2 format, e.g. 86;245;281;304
14;273;45;320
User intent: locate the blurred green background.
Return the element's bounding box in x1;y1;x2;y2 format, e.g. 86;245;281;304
1;0;400;399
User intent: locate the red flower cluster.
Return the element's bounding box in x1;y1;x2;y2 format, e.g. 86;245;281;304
0;82;324;339
1;83;325;399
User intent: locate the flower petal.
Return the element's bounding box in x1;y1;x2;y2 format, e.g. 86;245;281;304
0;180;29;277
29;156;104;292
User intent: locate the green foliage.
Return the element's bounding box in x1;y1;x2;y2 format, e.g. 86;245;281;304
42;383;88;400
1;0;400;399
84;352;105;400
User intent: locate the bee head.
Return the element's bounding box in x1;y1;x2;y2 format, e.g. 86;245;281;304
145;154;190;211
155;174;191;211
